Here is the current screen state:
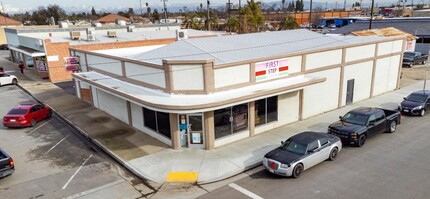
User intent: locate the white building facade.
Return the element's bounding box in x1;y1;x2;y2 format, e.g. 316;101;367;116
70;30;405;150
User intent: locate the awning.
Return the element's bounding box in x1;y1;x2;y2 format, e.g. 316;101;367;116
9;45;45;57
73;71;326;113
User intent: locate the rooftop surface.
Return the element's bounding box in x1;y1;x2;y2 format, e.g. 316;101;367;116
329;19;430;36
123;29;392;65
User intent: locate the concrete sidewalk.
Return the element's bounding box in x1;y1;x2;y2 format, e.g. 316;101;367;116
1;57;425;184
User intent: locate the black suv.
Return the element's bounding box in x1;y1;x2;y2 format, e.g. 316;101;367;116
398;90;430;116
0;44;9;50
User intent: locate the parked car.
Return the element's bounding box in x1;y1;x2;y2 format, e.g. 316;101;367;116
402;52;428;67
328;107;401;147
0;148;14;178
398;90;430;116
3;103;52;128
0;73;18;86
263;131;342;178
0;44;9;50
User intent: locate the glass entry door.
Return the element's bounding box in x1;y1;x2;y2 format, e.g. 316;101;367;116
187;114;205;149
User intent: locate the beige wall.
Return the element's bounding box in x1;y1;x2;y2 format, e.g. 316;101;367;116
214;64;250;88
345;44;376;62
341;61;373;106
305;49;342;70
373;55;401;96
126;62;166;88
171;64;204;91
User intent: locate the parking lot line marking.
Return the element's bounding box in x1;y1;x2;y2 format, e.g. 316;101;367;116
0;89;19;96
26;120;51;135
62;154;93;190
63;179;124;199
44;135;70;155
229;183;264;199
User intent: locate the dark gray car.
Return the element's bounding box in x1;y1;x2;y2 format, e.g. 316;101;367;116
399;90;430;116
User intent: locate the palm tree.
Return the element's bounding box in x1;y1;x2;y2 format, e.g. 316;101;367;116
279;15;298;30
282;0;285;16
242;0;265;33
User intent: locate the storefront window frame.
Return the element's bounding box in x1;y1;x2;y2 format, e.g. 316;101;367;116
142;107;171;139
214;103;249;140
254;96;278;127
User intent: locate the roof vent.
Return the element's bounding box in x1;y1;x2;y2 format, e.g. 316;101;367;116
127;25;135;32
70;31;81;40
87;28;96;41
107;31;117;38
116;19;126;26
59;21;68;28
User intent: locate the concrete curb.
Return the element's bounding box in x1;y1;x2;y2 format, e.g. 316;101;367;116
198;160;262;185
15;82;162;183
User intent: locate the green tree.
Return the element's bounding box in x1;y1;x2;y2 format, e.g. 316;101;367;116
46;4;66;23
279;15;298;30
241;0;265;33
287;1;295;12
91;7;97;16
32;6;49;25
152;9;160;21
146;2;151;18
295;0;304;12
226;16;240;32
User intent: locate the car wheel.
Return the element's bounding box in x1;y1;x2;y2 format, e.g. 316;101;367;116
292;164;304;178
30;119;37;127
357;134;366;147
12;78;17;85
420;109;426;117
47;110;52;119
329;147;338;161
388;121;397;133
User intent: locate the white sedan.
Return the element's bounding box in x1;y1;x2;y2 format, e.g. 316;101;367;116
0;73;18;86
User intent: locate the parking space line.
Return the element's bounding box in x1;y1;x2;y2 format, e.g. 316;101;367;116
44;135;70;155
62;154;93;190
26;119;51;135
229;183;264;199
63;179;124;199
0;89;19;96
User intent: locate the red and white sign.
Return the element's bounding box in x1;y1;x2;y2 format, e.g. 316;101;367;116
255;58;289;82
64;56;80;71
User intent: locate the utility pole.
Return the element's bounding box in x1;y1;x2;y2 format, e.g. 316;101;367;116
227;0;231;32
1;2;6;27
140;0;143;16
207;0;210;30
344;0;346;10
162;0;168;23
239;0;242;34
309;0;313;30
369;0;375;29
424;50;430;91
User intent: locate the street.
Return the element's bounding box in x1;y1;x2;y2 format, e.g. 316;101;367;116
197;113;430;199
0;85;146;198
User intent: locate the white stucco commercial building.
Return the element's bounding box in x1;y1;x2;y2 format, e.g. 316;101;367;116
70;29;405;150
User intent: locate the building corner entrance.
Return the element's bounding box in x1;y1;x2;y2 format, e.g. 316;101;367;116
179;114;205;149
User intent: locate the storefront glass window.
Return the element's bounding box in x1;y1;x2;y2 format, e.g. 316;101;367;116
255;99;266;127
267;96;278;123
214;103;248;139
143;108;157;131
214;108;231;139
143;107;171;139
157;112;171;138
254;96;278;126
232;104;248;133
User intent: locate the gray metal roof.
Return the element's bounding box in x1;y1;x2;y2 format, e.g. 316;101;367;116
128;29;389;65
329;19;430;36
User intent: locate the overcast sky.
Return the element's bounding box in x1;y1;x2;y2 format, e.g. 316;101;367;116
1;0;400;13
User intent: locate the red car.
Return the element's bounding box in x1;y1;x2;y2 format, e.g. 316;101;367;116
3;103;52;128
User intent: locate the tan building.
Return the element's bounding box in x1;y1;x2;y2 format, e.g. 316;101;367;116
71;29;404;150
0;15;22;45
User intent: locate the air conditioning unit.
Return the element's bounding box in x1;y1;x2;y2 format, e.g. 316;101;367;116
107;31;117;38
127;25;135;32
35;39;43;46
91;21;102;27
87;28;96;41
116;19;126;26
59;21;68;28
70;31;81;40
176;29;188;41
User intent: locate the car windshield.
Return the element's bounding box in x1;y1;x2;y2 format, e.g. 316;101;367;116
8;109;28;115
406;94;427;103
403;53;415;58
280;140;307;155
342;112;368;126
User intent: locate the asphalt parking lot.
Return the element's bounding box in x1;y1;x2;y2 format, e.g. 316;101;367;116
0;85;143;198
197;113;430;199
